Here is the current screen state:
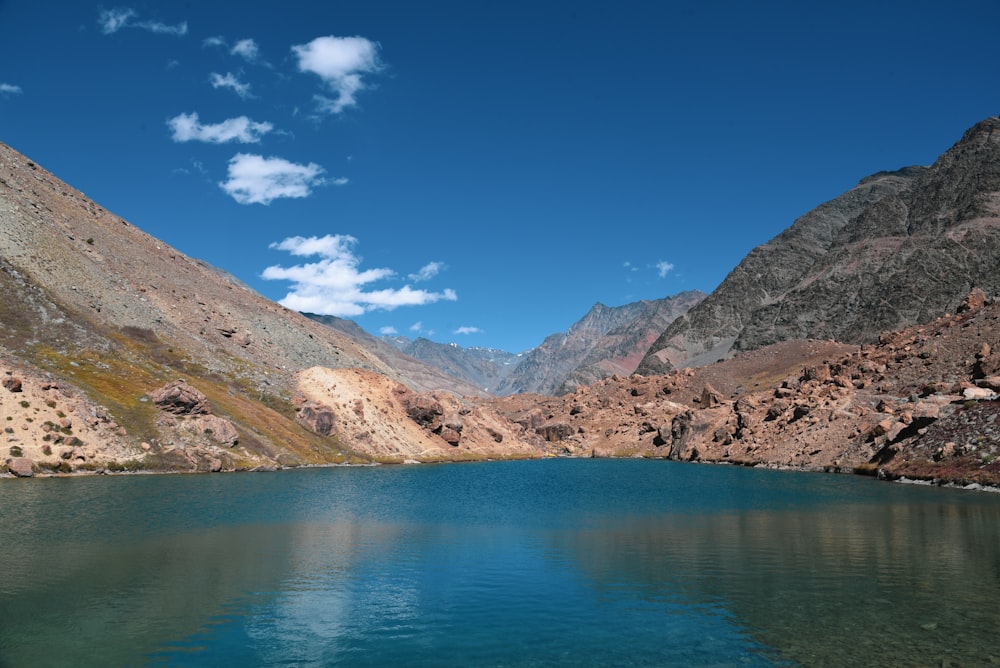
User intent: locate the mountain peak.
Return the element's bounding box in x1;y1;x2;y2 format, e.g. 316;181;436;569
637;116;1000;374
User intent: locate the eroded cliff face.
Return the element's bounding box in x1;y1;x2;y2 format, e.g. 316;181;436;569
638;118;1000;374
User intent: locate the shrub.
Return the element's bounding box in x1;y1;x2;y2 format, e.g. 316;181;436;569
9;445;23;457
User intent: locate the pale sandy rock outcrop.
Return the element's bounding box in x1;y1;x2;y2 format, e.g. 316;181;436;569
295;367;542;462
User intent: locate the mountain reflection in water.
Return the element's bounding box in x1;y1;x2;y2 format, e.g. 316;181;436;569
1;461;999;667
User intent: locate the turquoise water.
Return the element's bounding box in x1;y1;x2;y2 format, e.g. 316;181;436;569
2;459;1000;667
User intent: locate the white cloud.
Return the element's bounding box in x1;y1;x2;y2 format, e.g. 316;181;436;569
0;83;22;96
210;72;253;99
656;261;675;278
292;35;382;113
231;38;260;62
203;36;226;48
408;261;445;282
262;235;458;316
332;177;349;186
409;322;423;333
98;7;187;36
168;112;273;144
220;154;326;205
98;7;135;34
454;326;482;335
379;326;398;336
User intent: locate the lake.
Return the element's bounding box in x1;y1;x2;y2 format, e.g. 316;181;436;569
2;459;999;667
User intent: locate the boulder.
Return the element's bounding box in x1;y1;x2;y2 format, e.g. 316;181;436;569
149;380;210;415
197;415;239;446
957;287;988;313
6;457;34;477
2;376;22;392
405;396;444;428
699;383;725;408
299;403;336;436
439;427;462;446
963;387;997;401
535;422;574;442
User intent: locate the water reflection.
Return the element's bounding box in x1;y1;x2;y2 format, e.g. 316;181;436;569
2;462;1000;667
561;501;1000;667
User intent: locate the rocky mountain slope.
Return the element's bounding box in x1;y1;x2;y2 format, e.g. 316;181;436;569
638;117;1000;374
493;293;704;396
0;141;539;474
494;289;999;486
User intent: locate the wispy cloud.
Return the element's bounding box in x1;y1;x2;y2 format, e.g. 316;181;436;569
332;177;349;186
262;234;457;316
379;326;398;336
292;35;382;114
168;112;273;143
454;326;482;335
0;83;22;96
98;7;187;36
231;38;260;62
409;322;435;337
210;72;253;99
656;260;675;278
220;154;325;205
408;261;445;282
203;35;226;48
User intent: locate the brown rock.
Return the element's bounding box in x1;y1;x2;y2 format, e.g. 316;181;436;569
802;364;831;383
149;380;210;415
299;403;336;436
197;415;239;446
957;287;987;313
536;423;573;442
699;383;725;408
6;457;34;477
406;396;445;428
2;376;23;392
439;427;462;445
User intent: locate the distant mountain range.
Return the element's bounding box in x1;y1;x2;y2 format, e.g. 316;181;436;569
314;292;703;396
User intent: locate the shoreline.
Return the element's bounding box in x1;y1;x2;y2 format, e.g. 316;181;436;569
6;453;1000;494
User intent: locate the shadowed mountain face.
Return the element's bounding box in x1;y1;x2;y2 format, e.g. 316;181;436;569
637;117;1000;374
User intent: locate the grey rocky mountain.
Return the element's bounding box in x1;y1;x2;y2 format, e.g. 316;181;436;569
493;292;704;396
385;337;522;393
637;116;1000;374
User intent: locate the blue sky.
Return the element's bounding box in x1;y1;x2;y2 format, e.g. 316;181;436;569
1;1;999;353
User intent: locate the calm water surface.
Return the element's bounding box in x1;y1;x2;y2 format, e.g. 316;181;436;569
2;459;1000;667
